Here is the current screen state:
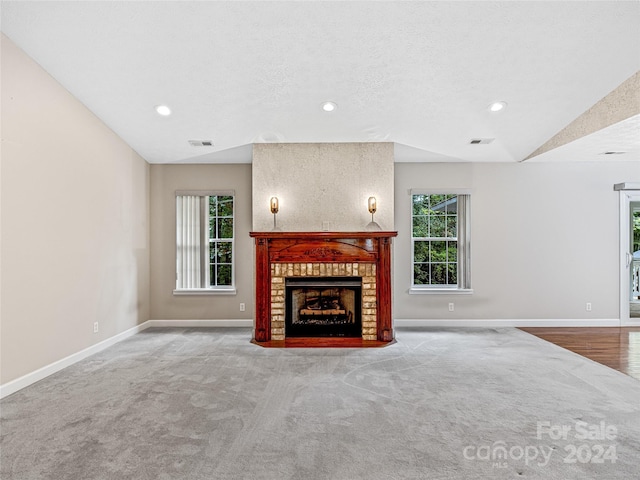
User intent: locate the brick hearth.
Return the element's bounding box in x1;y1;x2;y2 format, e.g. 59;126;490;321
270;262;377;340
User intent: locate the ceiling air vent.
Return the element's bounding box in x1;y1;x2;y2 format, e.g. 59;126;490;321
600;151;625;155
470;138;494;145
188;140;214;147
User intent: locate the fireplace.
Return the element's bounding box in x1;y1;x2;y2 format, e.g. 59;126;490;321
286;277;362;337
250;231;397;346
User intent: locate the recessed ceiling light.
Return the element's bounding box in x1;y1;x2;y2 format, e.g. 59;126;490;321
488;101;507;112
155;105;171;116
322;101;337;112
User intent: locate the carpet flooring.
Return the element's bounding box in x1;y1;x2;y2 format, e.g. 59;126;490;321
1;327;639;479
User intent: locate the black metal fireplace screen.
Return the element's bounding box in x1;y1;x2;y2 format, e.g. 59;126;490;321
285;277;362;337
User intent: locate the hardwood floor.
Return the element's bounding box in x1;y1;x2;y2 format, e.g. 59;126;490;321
520;327;640;381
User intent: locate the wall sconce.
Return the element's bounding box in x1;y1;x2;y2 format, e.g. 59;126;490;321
368;197;377;218
270;197;280;230
366;196;381;230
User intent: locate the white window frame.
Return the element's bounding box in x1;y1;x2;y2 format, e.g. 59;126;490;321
409;189;473;295
174;190;236;295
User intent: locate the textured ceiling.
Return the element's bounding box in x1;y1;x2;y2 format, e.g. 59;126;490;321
526;114;640;163
1;1;639;164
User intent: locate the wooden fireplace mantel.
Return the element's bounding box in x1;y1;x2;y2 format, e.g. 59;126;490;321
250;231;399;240
250;231;398;346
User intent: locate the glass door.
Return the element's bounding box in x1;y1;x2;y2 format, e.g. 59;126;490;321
619;186;640;325
631;203;640;319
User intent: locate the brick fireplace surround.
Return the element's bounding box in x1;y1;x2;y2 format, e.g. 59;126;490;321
249;231;397;347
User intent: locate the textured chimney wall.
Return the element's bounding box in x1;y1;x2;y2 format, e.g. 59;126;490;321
252;143;394;232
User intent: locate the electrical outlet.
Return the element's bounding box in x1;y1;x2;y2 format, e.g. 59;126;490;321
322;221;330;231
93;322;99;333
586;303;592;312
448;303;454;312
240;303;246;312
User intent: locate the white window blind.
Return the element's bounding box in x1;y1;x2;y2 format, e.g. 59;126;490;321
175;191;235;293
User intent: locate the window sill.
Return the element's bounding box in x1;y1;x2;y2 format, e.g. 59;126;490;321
409;287;474;295
173;288;237;296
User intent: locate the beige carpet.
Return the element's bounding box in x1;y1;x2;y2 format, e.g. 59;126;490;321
1;327;639;479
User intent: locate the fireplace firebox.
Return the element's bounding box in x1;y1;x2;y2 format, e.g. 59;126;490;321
285;277;362;337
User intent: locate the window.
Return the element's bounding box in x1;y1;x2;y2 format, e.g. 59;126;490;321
175;191;235;294
411;191;471;293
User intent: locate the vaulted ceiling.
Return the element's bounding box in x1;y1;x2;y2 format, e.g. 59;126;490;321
2;1;639;164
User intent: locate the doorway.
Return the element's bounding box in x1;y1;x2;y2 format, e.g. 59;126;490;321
630;202;640;319
618;185;640;325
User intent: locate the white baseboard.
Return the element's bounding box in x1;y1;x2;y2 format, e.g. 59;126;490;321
146;319;254;328
148;318;622;328
0;319;255;399
393;318;622;328
621;318;640;327
0;322;151;400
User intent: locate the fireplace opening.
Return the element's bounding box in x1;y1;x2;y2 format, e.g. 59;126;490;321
285;277;362;337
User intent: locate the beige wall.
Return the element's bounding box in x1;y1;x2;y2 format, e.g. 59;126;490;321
149;152;638;323
0;35;150;384
149;164;253;320
394;161;640;320
252;143;394;232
